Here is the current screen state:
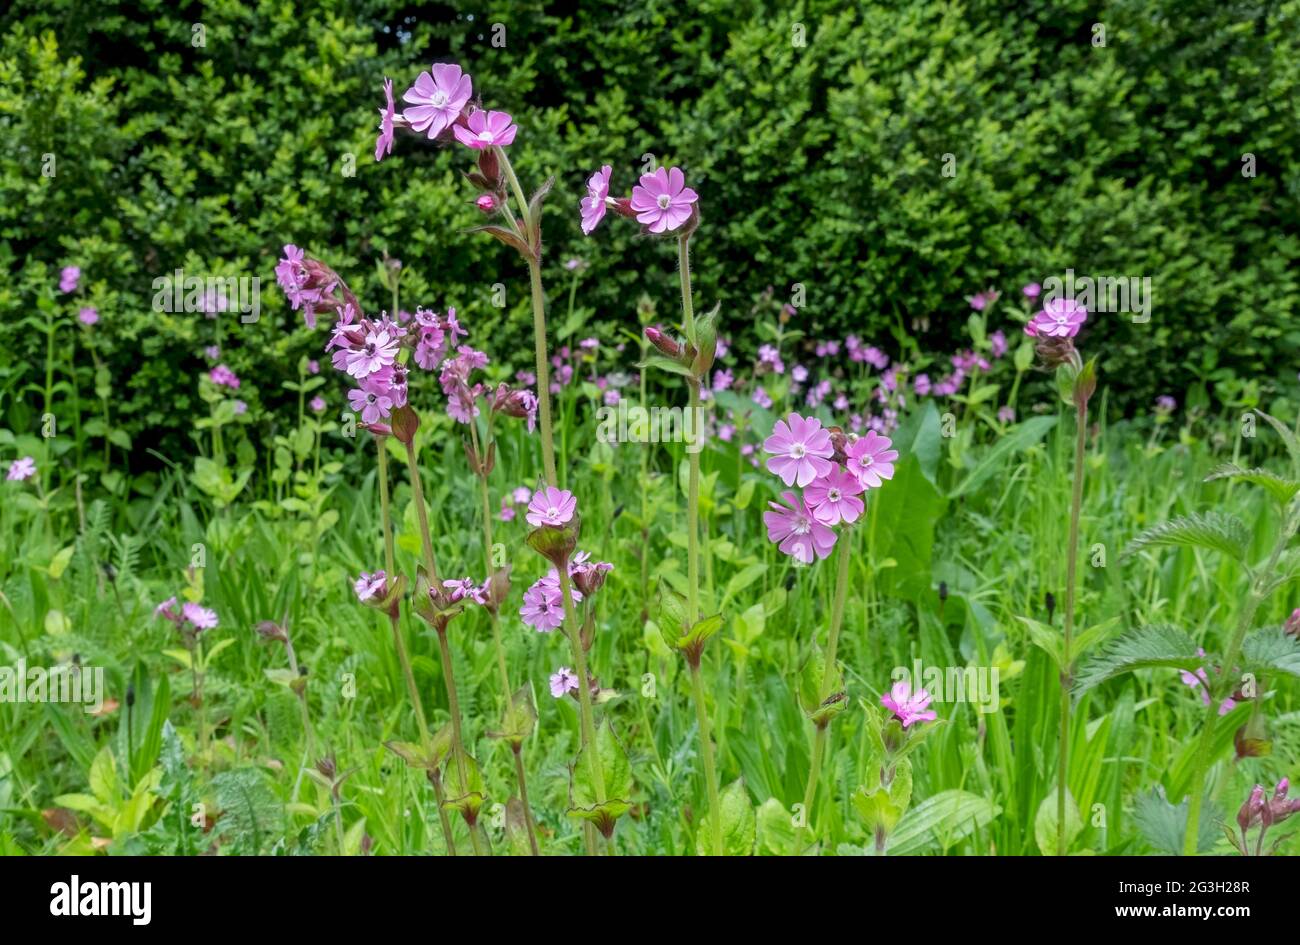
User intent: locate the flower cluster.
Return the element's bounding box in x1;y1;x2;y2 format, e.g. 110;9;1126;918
274;244;361;329
520;551;613;632
761;413;897;563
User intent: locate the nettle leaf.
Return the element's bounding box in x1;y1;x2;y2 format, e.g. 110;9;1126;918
1242;627;1300;679
695;778;756;856
1074;625;1204;694
1122;511;1251;563
1204;463;1300;506
1254;409;1300;476
1132;787;1219;855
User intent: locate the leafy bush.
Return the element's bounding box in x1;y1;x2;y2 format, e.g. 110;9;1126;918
3;0;1298;466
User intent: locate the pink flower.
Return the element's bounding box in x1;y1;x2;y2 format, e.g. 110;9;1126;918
520;581;564;632
913;373;931;396
354;570;388;602
374;77;396;162
512;486;532;505
476;193;497;213
882;682;937;727
310;395;326;413
966;289;1000;311
804;467;865;526
990;330;1007;358
629;166;698;234
846;431;898;489
527;486;577;527
346;329;399;378
403;63;472;139
181;602;219;630
59;266;80;293
444;578;488;605
549;666;580;698
78;307;99;325
580;165;612;235
6;456;36;482
499;500;516;522
763;491;837;563
453;109;517;149
763;413;834;488
752;386;773;409
209;364;241;389
997;406;1016;424
1025;298;1087;338
154;596;181;623
1023;282;1041;299
348;386;393;424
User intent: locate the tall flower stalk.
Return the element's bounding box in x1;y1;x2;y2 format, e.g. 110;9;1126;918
1022;297;1093;856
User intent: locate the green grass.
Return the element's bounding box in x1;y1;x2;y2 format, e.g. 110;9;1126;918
1;389;1298;856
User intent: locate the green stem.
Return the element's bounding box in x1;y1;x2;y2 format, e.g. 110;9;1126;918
557;567;603;801
1058;402;1086;856
689;661;723;856
794;530;852;853
512;744;541;856
528;260;558;486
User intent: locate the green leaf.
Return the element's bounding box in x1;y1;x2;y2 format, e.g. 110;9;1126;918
1122;511;1251;563
871;455;946;602
797;645;846;726
636;355;694;378
568;721;634;838
1241;627;1300;679
1034;789;1083;855
950;415;1056;498
1204;463;1300;506
1132;788;1219;855
695;778;756;856
1074;625;1203;694
1016;616;1063;669
756;796;797;856
888;790;1000;855
48;545;75;579
721;563;766;608
853;758;913;845
1254;409;1300;476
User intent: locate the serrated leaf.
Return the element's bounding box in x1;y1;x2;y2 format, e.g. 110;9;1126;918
1074;624;1204;694
1132;787;1218;855
1254;409;1300;476
1122;511;1251;563
1204;463;1300;506
1241;627;1300;679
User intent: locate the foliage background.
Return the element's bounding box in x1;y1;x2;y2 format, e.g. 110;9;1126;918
3;0;1299;462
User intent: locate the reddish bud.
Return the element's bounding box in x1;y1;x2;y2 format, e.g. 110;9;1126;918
645;326;682;359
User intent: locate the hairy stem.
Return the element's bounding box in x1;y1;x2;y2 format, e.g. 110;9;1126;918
1057;402;1087;856
689;660;723;856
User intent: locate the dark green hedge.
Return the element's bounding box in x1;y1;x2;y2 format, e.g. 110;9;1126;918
3;0;1298;462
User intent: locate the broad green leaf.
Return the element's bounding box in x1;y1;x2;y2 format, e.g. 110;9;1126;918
1132;788;1219;855
695;778;756;856
888;790;1000;855
756;796;796;856
1034;789;1083;855
1016;616;1062;669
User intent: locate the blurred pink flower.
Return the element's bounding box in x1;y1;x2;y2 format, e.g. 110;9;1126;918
550;666;580;698
1025;298;1087;338
6;456;36;482
374;77;396;162
354;570;388;602
78;307;99;325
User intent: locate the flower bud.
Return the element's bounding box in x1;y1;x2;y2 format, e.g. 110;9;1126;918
477;148;500;189
1286;608;1300;638
476;193;498;214
645;325;682;359
390;404;419;445
1238;783;1265;831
